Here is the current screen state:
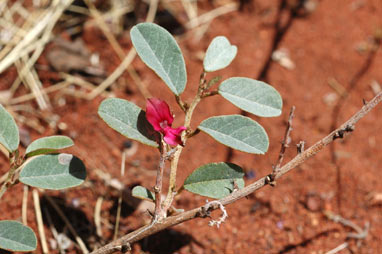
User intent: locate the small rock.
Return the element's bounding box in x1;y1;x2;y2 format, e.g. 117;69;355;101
272;48;295;70
323;92;338;106
276;220;284;230
305;193;322;212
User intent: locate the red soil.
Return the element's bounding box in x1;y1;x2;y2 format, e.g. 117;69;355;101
1;0;382;253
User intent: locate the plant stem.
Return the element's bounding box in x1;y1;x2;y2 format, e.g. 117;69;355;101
153;140;167;220
0;151;19;200
269;106;295;185
163;71;207;211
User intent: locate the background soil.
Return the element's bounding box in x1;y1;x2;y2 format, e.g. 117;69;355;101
1;0;382;253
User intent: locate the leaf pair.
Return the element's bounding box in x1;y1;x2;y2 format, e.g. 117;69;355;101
0;105;74;156
130;24;238;95
0;105;86;190
198;77;282;154
21;135;86;189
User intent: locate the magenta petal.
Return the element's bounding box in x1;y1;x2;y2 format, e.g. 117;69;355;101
163;126;186;146
146;98;174;131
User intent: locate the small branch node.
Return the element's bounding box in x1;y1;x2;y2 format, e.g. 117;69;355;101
165;148;177;160
186;128;201;138
232;180;239;192
265;175;276;187
333;124;355;140
297;141;305;154
120;242;131;253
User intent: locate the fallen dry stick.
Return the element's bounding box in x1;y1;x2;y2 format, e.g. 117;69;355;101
91;91;382;254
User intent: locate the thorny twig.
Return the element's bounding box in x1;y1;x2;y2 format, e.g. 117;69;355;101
90;91;382;254
267;106;295;186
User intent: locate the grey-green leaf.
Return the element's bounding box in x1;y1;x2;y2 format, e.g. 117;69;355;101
183;162;244;199
218;77;282;117
0;220;37;252
203;36;237;72
130;23;187;95
0;104;19;152
26;135;74;157
198;115;269;154
98;98;158;147
19;154;86;190
132;186;155;201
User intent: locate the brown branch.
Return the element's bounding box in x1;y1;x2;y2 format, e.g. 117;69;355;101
153;140;167;220
91;92;382;254
268;106;295;186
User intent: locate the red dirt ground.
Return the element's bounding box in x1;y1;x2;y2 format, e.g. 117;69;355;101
1;0;382;253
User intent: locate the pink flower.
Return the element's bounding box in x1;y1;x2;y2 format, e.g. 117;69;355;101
146;98;186;146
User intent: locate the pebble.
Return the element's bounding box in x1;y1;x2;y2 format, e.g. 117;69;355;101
305;193;322;212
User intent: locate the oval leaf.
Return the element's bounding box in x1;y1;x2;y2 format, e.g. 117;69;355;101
0;220;37;252
132;186;155;201
218;77;282;117
19;153;86;190
98;98;158;147
130;23;187;95
198;115;269;154
26;135;74;157
203;36;237;72
0;104;19;152
183;162;244;199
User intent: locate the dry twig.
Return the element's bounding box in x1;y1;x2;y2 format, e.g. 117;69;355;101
268;106;295;186
33;189;49;254
22;185;28;225
113;150;127;240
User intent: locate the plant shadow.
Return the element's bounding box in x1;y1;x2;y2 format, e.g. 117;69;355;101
68;155;87;181
138;228;197;254
40;195;96;250
137;110;160;145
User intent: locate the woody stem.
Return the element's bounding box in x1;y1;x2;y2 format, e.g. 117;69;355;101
163;71;207;212
153;140;167;220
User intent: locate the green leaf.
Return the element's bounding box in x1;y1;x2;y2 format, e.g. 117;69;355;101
218;77;283;117
19;154;86;190
183;162;244;199
203;36;237;72
0;220;37;252
132;186;155;201
98;98;158;147
0;104;19;152
26;135;74;157
198;115;269;154
130;23;187;95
